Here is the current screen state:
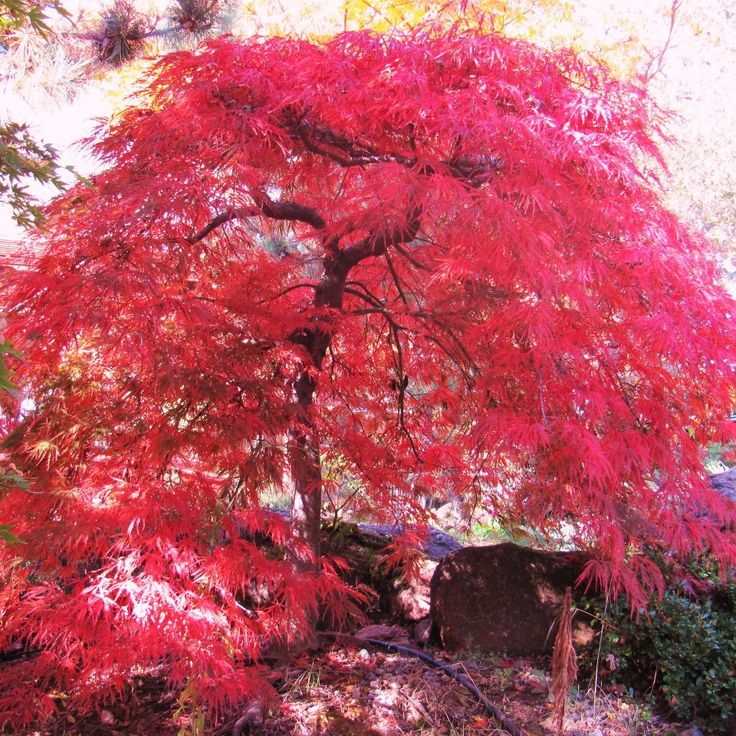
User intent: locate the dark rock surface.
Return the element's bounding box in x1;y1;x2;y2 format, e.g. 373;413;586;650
357;523;463;561
430;542;594;655
710;468;736;502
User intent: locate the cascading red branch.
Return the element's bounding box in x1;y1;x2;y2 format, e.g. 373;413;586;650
1;25;735;725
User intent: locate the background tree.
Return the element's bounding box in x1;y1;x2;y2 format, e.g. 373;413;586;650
0;1;71;545
1;1;70;228
1;23;735;728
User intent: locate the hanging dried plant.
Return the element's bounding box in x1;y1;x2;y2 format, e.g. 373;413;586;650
550;588;578;736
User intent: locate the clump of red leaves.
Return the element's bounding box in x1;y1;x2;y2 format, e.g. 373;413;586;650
1;19;735;730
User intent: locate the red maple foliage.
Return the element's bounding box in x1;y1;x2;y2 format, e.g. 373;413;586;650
1;24;735;728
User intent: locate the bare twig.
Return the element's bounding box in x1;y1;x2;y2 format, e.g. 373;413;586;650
642;0;683;83
363;638;526;736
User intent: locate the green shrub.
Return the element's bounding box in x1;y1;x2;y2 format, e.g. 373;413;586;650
585;583;736;733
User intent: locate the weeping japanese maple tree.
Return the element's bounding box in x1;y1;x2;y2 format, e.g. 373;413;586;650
1;22;735;727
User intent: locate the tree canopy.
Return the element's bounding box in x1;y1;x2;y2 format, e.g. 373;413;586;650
1;23;735;727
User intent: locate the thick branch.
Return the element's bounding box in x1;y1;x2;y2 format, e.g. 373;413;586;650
251;190;326;230
187;193;326;244
187;207;251;244
340;204;422;271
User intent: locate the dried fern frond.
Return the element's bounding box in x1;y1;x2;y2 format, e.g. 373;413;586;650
551;588;578;736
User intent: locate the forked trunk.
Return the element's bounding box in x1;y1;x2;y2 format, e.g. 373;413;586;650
283;251;352;631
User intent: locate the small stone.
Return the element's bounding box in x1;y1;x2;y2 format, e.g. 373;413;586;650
232;701;264;735
589;730;604;736
355;624;405;641
413;618;433;645
100;711;115;725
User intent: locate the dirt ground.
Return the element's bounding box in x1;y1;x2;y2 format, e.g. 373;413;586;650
24;637;682;736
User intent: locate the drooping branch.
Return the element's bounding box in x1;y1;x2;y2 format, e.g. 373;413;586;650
187;208;250;244
642;0;683;83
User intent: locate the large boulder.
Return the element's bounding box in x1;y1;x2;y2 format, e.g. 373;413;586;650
430;543;594;655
